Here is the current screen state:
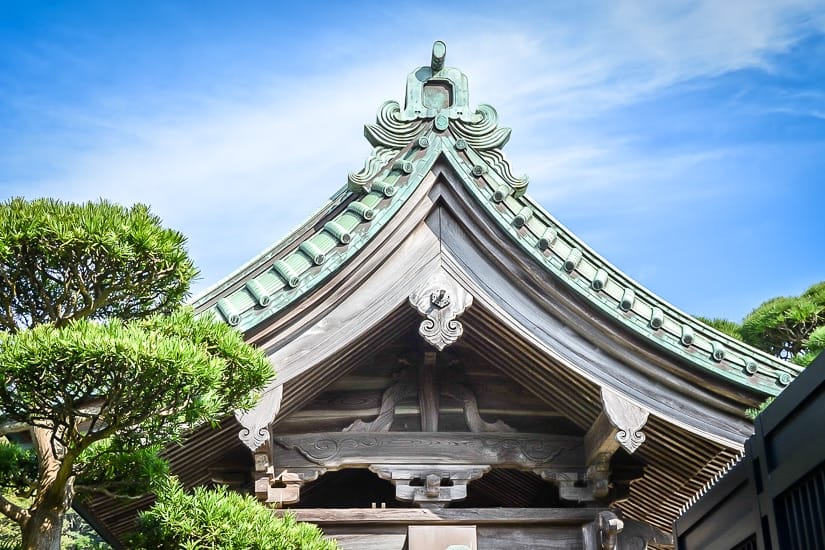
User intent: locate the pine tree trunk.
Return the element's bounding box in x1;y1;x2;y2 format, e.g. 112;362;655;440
21;504;64;550
21;426;74;550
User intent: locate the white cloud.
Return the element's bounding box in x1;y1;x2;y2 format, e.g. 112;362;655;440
8;0;824;304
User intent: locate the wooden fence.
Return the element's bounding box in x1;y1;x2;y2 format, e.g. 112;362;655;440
674;352;825;550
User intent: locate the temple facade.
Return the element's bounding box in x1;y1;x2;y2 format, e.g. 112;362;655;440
84;42;799;550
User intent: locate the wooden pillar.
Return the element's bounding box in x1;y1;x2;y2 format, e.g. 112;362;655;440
419;351;439;432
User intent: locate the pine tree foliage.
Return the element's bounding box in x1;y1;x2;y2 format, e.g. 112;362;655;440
0;197;274;550
700;282;825;419
0;198;196;332
131;479;338;550
695;316;743;340
698;281;825;368
740;281;825;365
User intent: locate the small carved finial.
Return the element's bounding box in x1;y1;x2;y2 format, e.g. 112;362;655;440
425;474;441;497
598;511;624;550
431;40;446;71
431;289;450;309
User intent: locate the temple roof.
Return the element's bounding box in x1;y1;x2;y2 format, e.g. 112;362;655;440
84;43;805;543
192;41;798;398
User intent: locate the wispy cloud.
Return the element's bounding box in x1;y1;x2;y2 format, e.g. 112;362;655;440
3;0;824;316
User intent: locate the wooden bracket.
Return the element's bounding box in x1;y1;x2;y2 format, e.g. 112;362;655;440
254;467;327;506
586;389;649;461
236;383;283;451
253;447;324;505
344;366;416;432
344;354;517;434
581;388;650;500
371;464;490;507
442;383;516;433
600;388;649;454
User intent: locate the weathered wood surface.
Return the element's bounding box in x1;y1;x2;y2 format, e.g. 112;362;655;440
262;183;751;447
371;464;489;505
287;509;669;549
274;507;607;525
419;352;439;431
244;159;755;444
255;174;442;383
327;376;395;391
281;401;563;423
240;164;751;533
344;369;415;433
477;526;583;550
584;412;621;466
435;186;755;430
327;534;406;550
443;383;516;433
272;432;584;470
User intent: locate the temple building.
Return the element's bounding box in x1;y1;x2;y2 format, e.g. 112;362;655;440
83;42;800;549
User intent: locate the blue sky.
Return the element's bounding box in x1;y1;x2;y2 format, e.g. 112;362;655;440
1;1;823;322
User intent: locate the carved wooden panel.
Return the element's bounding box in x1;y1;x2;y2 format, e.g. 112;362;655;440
271;432;584;471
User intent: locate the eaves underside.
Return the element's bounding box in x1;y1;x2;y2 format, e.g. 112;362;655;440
267;302;744;535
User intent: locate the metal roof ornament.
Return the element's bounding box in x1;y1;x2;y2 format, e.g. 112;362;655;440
400;41;474;123
350;41;527;196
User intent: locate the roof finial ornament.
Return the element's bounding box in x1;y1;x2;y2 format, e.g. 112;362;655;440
431;40;446;72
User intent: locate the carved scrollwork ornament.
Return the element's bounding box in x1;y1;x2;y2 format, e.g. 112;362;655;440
409;272;473;351
238;425;270;452
236;383;283;451
601;388;649;454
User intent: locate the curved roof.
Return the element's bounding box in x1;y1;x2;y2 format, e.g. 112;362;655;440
192;44;799;399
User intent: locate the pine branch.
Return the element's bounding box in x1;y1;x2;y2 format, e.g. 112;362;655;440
73;486;147;500
0;493;28;523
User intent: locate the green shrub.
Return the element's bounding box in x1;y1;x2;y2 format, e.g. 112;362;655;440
131;480;337;550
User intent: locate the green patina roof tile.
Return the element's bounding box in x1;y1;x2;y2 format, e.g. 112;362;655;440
338;211;365;231
307;231;338;253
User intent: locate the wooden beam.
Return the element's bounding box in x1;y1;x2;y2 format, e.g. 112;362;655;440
584;412;620;466
274;507;608;525
272;432;585;470
280;406;565;424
